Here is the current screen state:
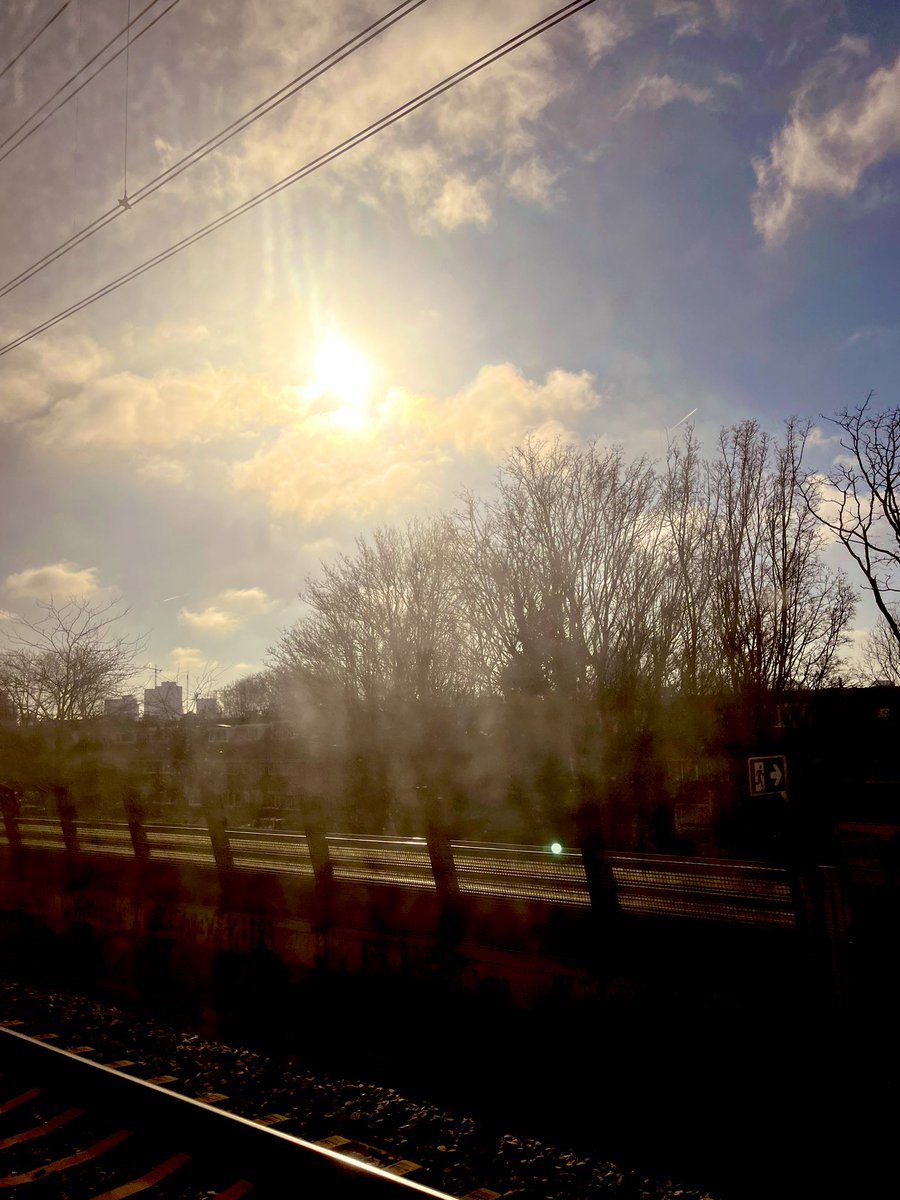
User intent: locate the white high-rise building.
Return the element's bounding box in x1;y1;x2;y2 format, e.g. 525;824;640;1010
143;680;183;718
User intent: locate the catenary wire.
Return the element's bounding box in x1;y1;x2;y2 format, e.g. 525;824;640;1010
0;0;596;359
1;0;594;352
0;0;179;162
70;0;84;235
0;2;71;83
0;0;431;300
123;0;133;198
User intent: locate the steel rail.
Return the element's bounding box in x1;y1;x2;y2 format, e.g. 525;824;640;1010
0;1026;456;1199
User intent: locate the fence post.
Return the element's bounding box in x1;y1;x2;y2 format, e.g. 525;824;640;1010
0;784;21;858
427;821;462;948
817;863;852;1011
124;790;149;863
577;815;619;924
205;798;233;873
301;800;333;939
426;821;458;899
53;785;79;857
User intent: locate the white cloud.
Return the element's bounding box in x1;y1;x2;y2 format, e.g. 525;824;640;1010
135;457;190;485
170;646;217;675
1;303;603;523
508;158;560;207
711;0;740;22
301;537;341;561
176;588;274;636
169;0;630;235
803;424;838;448
716;70;743;91
216;587;275;614
0;332;110;423
621;73;715;114
802;473;859;547
422;363;601;456
233;422;447;522
429;175;492;231
575;7;632;61
842;325;893;349
178;605;240;634
653;1;705;41
752;47;900;244
2;562;105;601
26;367;293;452
234;362;602;519
153;320;210;346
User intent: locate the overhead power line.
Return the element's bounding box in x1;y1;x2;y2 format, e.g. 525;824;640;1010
0;0;431;301
0;1;71;83
122;0;134;200
0;0;596;360
0;0;180;164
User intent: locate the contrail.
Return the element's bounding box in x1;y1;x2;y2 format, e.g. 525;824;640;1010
672;407;697;428
162;594;187;603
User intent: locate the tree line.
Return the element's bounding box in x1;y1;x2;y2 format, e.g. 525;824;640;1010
227;418;869;719
2;401;899;842
3;400;900;729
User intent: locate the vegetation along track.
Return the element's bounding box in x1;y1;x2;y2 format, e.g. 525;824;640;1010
0;1025;455;1200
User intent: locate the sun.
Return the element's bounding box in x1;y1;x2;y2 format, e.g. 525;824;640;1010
308;335;371;428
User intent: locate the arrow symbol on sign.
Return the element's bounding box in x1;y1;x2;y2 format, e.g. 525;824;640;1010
769;762;783;788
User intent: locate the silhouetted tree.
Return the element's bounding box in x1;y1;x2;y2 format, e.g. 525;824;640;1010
802;394;900;657
219;670;283;720
273;518;474;704
712;418;854;692
861;609;900;684
0;597;146;723
454;437;671;701
661;425;722;693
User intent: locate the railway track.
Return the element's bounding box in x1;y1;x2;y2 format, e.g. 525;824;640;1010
0;1026;457;1200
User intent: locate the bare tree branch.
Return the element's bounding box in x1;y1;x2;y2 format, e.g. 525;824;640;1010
0;596;147;723
801;395;900;652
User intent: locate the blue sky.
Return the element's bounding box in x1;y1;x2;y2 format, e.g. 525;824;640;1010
1;0;899;695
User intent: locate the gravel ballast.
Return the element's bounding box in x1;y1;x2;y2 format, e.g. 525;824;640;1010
0;979;720;1200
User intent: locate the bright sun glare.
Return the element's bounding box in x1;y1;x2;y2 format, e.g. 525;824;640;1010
309;335;371;428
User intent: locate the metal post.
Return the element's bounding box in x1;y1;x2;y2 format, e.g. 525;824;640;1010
53;784;79;857
205;797;233;873
124;789;149;862
0;784;22;858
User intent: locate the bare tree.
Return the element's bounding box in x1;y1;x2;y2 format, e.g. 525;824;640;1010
455;437;673;701
712;419;855;692
0;597;147;723
273;518;475;704
861;609;900;684
661;425;722;693
219;669;285;720
802;394;900;656
183;659;225;716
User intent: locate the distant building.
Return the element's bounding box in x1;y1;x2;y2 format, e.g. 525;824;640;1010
195;696;220;719
143;680;183;719
104;695;139;720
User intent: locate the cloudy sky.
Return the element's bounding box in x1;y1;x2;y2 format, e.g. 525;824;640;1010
1;0;899;697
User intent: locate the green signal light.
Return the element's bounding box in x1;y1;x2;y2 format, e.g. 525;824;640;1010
550;842;563;855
